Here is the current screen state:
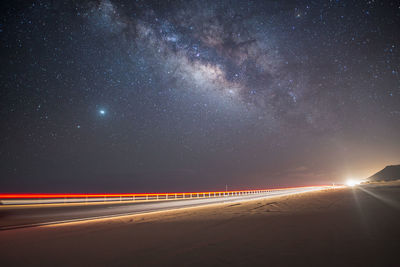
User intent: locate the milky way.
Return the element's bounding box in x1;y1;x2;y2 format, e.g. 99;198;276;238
0;0;399;192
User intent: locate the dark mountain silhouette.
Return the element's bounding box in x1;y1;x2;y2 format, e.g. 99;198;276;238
368;165;400;182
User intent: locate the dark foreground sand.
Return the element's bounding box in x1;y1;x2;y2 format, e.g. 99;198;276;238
1;182;399;267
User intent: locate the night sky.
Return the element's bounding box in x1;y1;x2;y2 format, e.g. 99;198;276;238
1;0;399;193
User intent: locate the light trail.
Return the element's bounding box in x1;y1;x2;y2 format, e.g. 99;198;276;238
0;186;322;198
0;186;335;231
0;185;334;206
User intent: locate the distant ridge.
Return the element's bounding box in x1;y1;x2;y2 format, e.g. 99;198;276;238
368;165;400;182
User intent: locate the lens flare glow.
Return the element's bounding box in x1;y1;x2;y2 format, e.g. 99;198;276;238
346;179;361;187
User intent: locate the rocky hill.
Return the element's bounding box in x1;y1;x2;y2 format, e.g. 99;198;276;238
368;165;400;181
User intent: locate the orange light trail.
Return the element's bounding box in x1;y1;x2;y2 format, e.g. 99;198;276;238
0;185;331;199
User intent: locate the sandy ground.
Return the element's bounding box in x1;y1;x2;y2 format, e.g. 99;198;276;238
0;182;399;267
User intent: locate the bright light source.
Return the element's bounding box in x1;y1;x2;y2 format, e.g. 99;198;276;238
346;179;360;187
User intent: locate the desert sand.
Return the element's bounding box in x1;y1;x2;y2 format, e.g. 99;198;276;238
0;182;399;266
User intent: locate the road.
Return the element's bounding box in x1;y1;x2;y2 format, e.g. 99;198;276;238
0;186;329;230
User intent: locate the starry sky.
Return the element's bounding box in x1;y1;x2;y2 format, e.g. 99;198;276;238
0;0;399;193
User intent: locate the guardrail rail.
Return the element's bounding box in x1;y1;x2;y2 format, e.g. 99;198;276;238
0;186;332;206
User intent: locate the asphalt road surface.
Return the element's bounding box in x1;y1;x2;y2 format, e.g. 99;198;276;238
0;186;328;230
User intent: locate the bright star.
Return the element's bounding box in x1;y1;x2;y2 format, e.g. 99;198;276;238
99;109;106;115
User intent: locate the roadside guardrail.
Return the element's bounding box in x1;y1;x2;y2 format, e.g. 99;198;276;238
0;186;333;205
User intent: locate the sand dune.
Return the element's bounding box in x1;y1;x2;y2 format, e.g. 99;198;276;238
0;182;399;266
